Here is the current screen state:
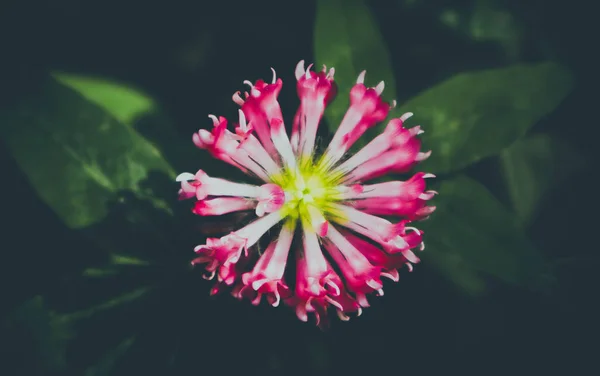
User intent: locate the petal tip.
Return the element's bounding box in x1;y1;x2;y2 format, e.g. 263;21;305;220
176;172;195;182
295;60;306;80
357;70;366;84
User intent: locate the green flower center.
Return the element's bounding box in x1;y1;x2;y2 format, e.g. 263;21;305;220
271;158;344;226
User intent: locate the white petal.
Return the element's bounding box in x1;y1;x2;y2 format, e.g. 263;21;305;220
176;172;195;182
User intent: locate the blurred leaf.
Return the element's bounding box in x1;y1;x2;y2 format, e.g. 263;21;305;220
111;253;152;266
439;9;461;29
3;297;72;372
174;32;212;73
54;73;155;126
394;62;573;173
81;254;151;278
314;0;396;133
52;72;225;179
421;175;549;294
439;0;522;60
63;287;152;321
82;267;120;278
55;284;155;374
501;133;584;226
53;74;188;167
0;77;175;228
469;0;521;60
84;336;136;376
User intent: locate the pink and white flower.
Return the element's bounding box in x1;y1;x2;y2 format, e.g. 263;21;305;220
177;61;436;327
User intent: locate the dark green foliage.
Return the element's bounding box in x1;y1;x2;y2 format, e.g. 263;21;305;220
1;0;590;374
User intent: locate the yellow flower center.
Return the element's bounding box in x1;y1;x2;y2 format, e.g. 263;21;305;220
271;158;344;226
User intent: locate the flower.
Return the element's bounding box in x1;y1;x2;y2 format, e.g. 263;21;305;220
177;61;436;327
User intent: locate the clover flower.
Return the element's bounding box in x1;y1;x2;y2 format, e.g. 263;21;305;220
177;61;436;327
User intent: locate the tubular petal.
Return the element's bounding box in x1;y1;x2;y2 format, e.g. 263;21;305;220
177;60;434;327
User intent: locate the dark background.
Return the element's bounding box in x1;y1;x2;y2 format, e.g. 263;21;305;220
1;0;596;375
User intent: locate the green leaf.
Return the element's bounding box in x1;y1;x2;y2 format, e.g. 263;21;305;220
82;267;120;278
3;297;72;372
314;0;396;133
439;0;522;61
111;253;152;266
501;133;584;226
0;77;175;228
421;175;549;294
54;73;155;127
52;73;228;180
63;287;152;321
81;254;151;278
468;0;522;60
84;336;136;376
394;62;573;173
55;72;215;178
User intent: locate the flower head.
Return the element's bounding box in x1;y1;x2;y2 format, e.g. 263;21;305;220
177;61;436;327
